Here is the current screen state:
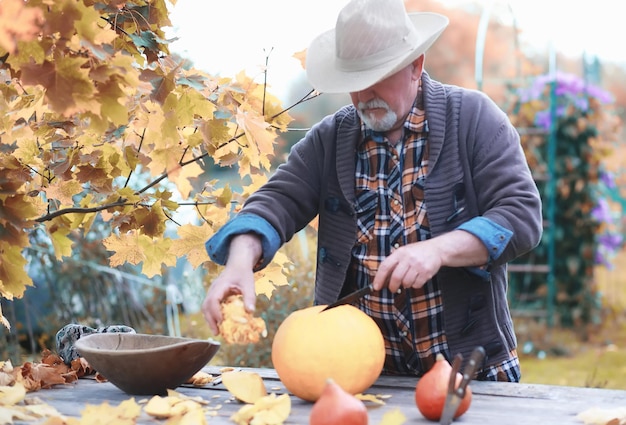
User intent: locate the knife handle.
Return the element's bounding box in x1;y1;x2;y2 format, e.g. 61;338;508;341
455;346;485;397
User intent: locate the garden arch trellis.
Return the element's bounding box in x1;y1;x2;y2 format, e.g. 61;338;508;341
474;1;557;326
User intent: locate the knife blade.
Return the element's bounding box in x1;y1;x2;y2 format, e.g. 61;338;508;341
321;284;374;311
439;346;486;425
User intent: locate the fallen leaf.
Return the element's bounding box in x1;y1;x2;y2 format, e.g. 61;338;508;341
186;371;215;386
0;382;26;406
577;407;626;425
221;371;267;404
144;395;172;418
379;408;407;425
230;393;291;425
144;390;208;420
356;393;389;405
79;398;141;425
0;360;16;386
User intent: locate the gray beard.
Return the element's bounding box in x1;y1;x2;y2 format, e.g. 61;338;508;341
357;99;398;132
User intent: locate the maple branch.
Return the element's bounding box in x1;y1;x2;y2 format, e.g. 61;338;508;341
101;16;131;38
262;47;274;117
163;210;181;227
271;89;321;121
124;128;146;188
35;197;129;223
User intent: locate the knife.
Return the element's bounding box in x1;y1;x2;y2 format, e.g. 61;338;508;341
321;284;374;311
439;346;486;425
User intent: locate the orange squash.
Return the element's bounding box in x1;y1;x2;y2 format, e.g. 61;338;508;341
415;354;472;421
309;379;368;425
271;304;385;402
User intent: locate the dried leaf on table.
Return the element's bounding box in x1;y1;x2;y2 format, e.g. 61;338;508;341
577;407;626;425
0;360;16;386
165;407;207;425
144;390;208;420
355;393;391;405
0;382;67;424
70;357;95;378
18;362;67;391
186;371;215;386
219;294;267;344
0;382;26;405
221;371;267;404
379;408;407;425
230;393;291;425
80;398;141;425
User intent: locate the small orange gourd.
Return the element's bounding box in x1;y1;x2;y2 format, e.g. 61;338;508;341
271;304;385;402
415;354;472;421
309;379;368;425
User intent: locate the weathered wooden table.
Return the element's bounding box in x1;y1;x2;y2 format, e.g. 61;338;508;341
20;366;626;424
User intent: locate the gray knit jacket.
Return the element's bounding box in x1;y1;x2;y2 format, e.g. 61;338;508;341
239;72;543;368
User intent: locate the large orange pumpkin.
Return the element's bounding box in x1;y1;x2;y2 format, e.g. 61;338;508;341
271;304;386;402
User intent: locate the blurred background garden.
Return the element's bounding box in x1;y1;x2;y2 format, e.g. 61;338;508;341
1;0;626;389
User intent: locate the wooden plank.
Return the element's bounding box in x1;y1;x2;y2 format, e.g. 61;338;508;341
17;367;626;424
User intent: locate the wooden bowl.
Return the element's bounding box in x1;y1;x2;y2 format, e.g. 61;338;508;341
74;333;220;395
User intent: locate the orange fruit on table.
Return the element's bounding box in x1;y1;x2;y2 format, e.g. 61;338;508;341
271;304;386;402
415;353;473;420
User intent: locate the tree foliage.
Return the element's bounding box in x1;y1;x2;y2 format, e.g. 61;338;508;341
0;0;295;328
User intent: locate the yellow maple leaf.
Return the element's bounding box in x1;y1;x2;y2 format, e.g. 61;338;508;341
0;0;44;54
138;236;176;277
44;180;83;207
254;263;289;299
240;174;269;198
150;145;185;177
292;48;307;70
72;0;104;46
235;108;276;171
133;203;168;238
172;160;204;199
0;242;34;300
79;398;141;425
20;57;98;117
230;393;290;425
0;382;26;406
103;231;147;267
48;225;74;260
170;223;212;268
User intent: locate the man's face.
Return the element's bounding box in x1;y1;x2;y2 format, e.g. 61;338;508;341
349;57;423;135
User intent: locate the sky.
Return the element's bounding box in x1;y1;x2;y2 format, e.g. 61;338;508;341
166;0;626;99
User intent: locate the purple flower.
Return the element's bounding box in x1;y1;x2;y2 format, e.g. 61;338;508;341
598;233;624;251
600;171;616;189
591;198;612;223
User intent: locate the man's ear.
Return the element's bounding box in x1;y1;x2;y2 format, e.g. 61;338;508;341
412;55;425;80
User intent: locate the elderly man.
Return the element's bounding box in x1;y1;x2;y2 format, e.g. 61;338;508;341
202;0;542;381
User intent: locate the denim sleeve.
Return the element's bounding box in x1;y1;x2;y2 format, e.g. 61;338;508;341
457;216;513;279
205;213;281;271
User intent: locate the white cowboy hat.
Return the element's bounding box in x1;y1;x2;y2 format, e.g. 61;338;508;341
306;0;449;94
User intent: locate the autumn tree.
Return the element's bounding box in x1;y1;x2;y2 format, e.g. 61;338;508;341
0;0;297;328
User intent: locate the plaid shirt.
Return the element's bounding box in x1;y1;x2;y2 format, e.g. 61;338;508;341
349;86;521;381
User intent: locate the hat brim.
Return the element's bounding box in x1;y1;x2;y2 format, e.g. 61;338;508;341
306;12;449;94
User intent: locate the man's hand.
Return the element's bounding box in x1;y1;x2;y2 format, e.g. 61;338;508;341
201;233;262;335
372;230;489;293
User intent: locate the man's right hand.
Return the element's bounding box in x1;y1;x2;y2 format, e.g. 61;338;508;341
201;233;262;335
